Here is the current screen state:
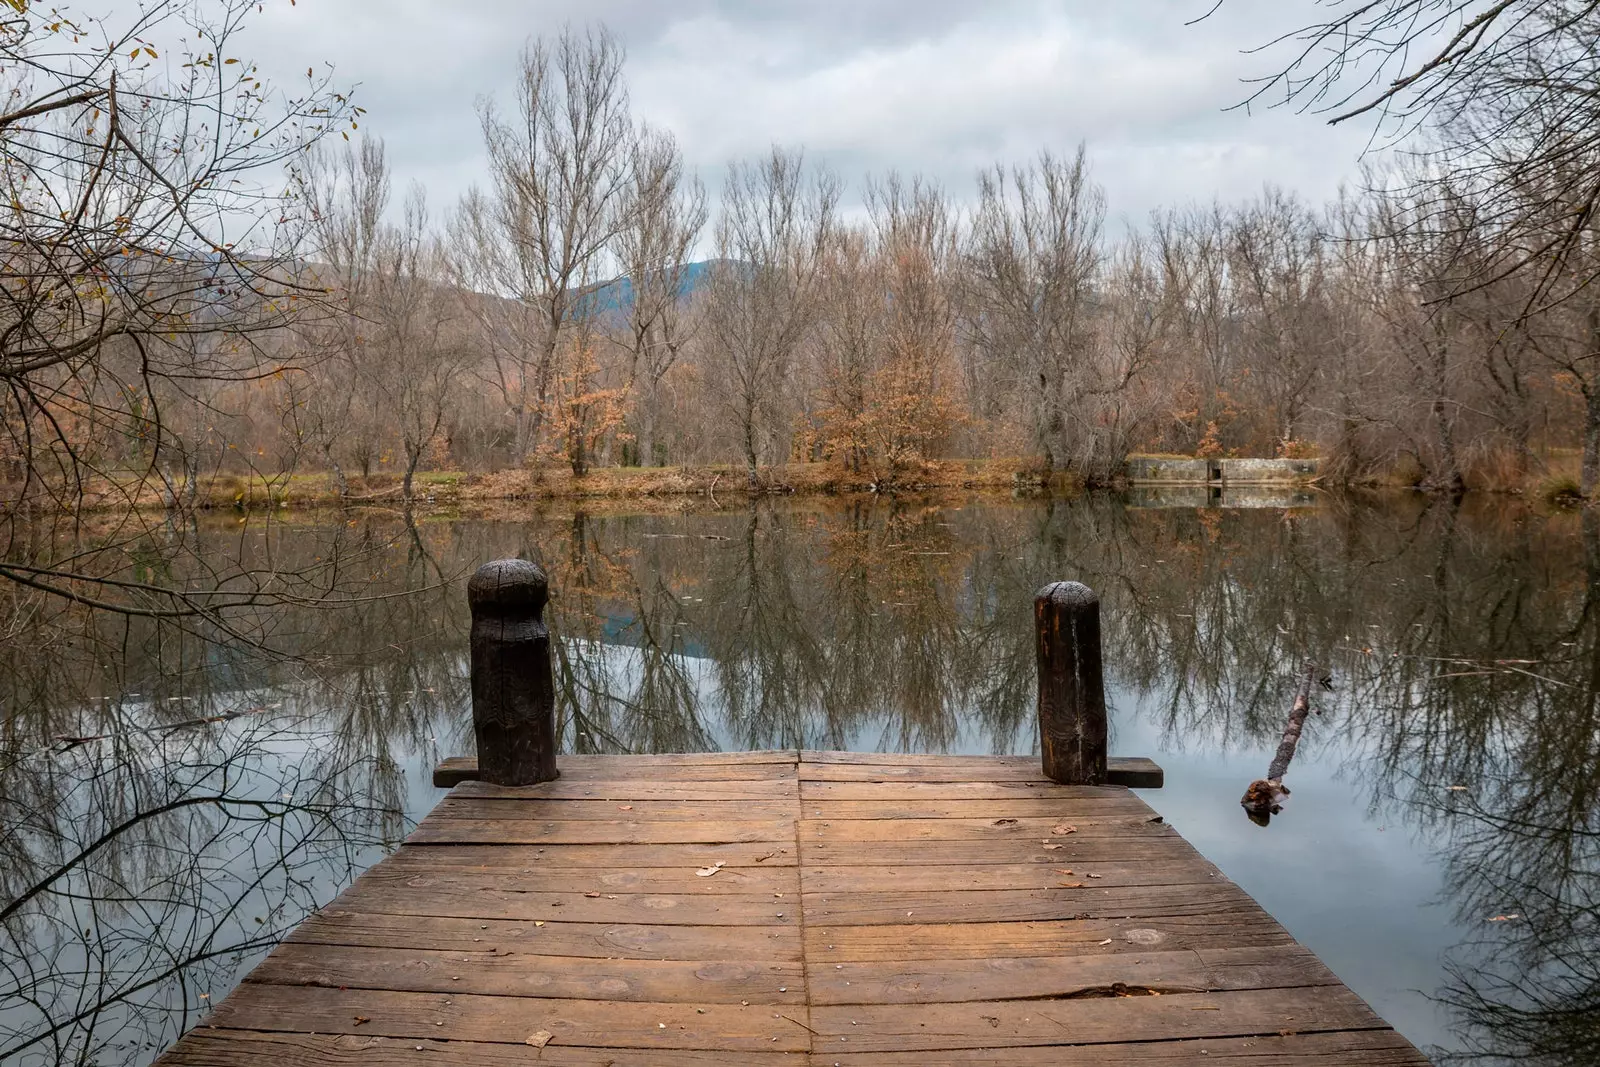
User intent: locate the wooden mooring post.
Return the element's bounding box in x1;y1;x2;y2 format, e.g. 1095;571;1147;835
467;558;557;786
1035;580;1109;786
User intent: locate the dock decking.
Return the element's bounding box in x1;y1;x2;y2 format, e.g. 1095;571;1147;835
157;750;1429;1065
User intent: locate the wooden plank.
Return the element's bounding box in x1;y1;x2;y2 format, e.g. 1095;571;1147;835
801;815;1176;842
161;1030;799;1066
806;915;1296;961
429;797;797;822
205;984;814;1052
801;779;1144;801
802;860;1223;893
797;756;1161;787
384;841;797;868
807;945;1341;1004
804;837;1201;866
406;816;794;846
288;911;801;961
329;880;800;927
802;797;1151;820
455;778;798;801
806;985;1390;1053
815;1030;1433;1065
251;942;805;1004
371;856;798;896
802;883;1264;926
436;755;798;788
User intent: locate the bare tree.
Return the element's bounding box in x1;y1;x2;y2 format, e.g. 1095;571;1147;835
964;146;1106;472
611;126;706;467
701;148;839;486
0;0;359;623
451;26;634;465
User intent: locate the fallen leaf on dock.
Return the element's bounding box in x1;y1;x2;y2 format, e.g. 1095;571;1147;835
697;862;726;877
1054;869;1074;875
353;1016;371;1026
1051;824;1077;835
992;818;1018;825
534;920;545;926
525;1029;553;1048
1061;882;1084;888
584;891;601;898
1097;938;1112;945
618;804;634;810
1041;842;1064;850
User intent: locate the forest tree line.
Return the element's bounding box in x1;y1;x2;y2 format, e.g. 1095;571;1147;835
6;8;1600;510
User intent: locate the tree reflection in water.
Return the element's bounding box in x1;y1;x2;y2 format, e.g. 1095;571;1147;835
0;493;1595;1063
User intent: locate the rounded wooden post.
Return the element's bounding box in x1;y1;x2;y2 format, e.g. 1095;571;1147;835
1035;581;1108;785
469;559;558;786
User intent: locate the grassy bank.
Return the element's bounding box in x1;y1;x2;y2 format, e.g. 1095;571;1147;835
20;459;1071;513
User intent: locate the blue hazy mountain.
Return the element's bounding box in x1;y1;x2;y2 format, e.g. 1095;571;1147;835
574;260;719;320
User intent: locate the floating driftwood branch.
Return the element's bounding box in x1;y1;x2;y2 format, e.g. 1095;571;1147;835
1241;662;1322;826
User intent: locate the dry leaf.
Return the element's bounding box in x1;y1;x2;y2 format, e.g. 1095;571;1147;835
353;1016;371;1026
1051;824;1077;836
1041;842;1064;850
1054;868;1074;875
525;1029;553;1048
992;818;1018;825
618;804;634;810
1061;881;1084;888
584;891;601;898
696;862;726;877
1097;938;1112;945
1086;873;1103;879
533;920;545;927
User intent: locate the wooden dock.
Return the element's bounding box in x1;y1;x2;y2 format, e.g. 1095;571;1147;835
157;749;1428;1065
153;562;1430;1065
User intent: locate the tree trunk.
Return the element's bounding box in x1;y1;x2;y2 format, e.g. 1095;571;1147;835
1584;386;1600;499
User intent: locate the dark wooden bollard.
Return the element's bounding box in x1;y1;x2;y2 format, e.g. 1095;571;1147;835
469;559;558;786
1035;581;1108;785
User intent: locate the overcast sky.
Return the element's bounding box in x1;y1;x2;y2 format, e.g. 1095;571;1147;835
241;0;1388;230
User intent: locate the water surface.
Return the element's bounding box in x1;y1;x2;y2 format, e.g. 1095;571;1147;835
2;492;1595;1065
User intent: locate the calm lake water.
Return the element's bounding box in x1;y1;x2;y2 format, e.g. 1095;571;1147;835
2;492;1596;1065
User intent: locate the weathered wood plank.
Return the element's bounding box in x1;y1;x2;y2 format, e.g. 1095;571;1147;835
806;915;1296;961
383;841;797;868
802;860;1223;893
806;945;1341;1004
802;815;1177;842
806;985;1389;1053
803;837;1202;866
205;985;813;1052
251;942;805;1003
436;754;799;788
329;880;799;927
801;779;1143;801
802;883;1263;926
815;1030;1433;1065
428;797;798;822
287;912;801;961
797;751;1162;788
797;756;1161;787
368;857;798;896
802;797;1151;820
161;1030;798;1066
455;778;799;800
407;816;794;846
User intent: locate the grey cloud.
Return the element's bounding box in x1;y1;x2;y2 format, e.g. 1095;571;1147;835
241;1;1385;227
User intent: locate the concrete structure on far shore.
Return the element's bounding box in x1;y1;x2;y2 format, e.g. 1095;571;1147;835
1125;456;1320;485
